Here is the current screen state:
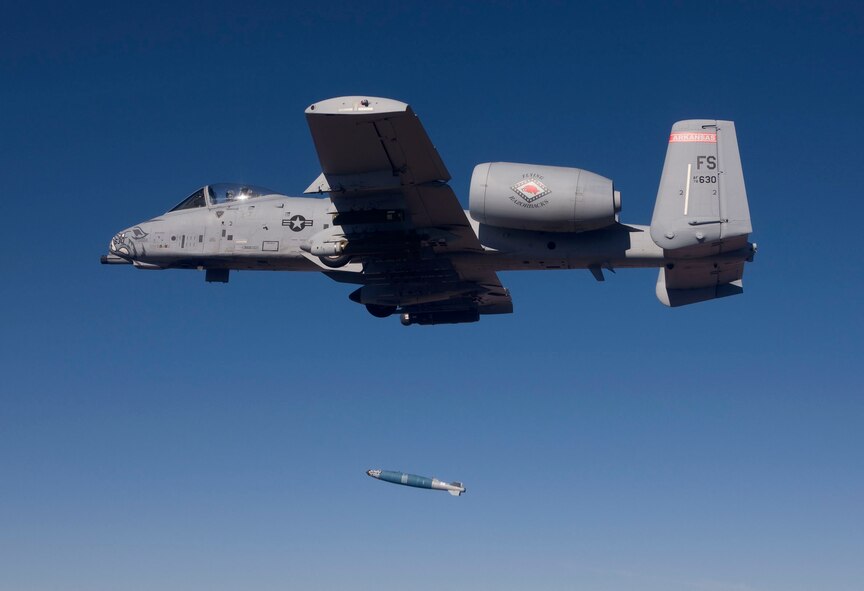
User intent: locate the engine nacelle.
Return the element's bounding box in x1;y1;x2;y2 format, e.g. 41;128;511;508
469;162;620;233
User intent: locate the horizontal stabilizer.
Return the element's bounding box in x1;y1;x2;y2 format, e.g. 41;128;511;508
448;489;463;496
656;261;745;307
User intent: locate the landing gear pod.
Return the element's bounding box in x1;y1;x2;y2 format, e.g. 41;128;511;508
318;254;352;268
302;229;350;267
366;304;396;318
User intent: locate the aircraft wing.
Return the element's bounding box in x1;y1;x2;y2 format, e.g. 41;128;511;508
304;96;511;324
305;97;450;186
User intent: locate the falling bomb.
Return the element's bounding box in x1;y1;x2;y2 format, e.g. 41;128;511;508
366;469;466;496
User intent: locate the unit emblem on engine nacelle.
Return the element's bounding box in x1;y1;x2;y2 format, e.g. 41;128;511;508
511;178;551;204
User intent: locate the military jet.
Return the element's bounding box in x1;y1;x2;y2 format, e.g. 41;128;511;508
103;96;756;325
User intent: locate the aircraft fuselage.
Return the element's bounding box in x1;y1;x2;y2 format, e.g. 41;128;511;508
106;191;696;279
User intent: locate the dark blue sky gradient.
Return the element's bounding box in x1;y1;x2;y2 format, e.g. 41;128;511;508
2;2;862;590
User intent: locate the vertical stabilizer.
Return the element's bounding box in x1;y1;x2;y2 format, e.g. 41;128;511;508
650;120;751;257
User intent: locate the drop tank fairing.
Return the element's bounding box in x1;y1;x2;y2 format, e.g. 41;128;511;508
469;162;621;233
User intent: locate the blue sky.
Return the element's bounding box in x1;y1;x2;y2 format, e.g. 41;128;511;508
1;2;862;590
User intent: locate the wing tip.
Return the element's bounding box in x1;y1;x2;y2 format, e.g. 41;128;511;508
306;96;409;116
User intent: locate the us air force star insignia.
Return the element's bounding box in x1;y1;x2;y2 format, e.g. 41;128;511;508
283;214;313;232
216;210;224;218
511;178;551;203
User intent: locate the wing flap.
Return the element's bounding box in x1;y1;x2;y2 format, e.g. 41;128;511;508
403;184;481;249
455;267;513;315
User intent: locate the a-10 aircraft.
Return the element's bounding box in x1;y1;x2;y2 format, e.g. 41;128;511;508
103;96;756;325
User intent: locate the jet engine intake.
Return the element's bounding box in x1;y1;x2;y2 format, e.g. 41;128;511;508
469;162;620;233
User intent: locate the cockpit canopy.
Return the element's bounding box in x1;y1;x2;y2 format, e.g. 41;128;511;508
169;183;278;212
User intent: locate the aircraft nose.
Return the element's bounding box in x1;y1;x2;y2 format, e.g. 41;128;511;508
107;230;124;255
108;228;132;258
101;228;134;264
107;224;150;259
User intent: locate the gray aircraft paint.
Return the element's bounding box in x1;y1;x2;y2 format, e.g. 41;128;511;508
469;162;619;233
104;96;756;323
650;120;752;255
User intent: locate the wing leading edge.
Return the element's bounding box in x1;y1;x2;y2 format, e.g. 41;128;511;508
304;96;512;324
